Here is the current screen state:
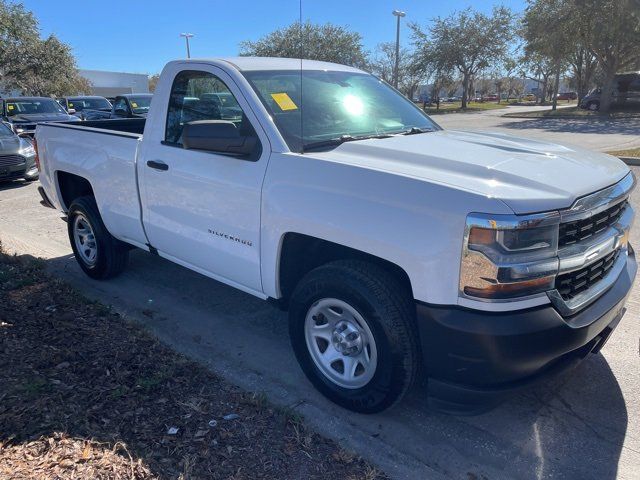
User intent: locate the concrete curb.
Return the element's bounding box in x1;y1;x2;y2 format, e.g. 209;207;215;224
620;156;640;166
501;113;640;119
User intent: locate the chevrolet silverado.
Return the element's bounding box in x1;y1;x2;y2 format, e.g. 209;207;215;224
35;58;636;413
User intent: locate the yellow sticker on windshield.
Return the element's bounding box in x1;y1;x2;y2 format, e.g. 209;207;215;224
131;102;138;108
68;103;74;107
7;105;14;110
271;93;297;111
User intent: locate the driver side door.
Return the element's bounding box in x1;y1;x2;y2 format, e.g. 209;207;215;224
138;65;270;296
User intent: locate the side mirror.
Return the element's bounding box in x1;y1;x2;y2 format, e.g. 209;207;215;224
182;120;257;157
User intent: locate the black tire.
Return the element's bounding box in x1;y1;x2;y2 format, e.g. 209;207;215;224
67;195;129;279
588;101;600;111
289;260;419;413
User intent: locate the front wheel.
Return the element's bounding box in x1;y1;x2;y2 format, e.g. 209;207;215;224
67;196;129;279
289;260;419;413
588;101;600;111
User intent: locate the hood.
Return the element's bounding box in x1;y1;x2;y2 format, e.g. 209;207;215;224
310;130;630;214
0;135;22;154
9;113;78;123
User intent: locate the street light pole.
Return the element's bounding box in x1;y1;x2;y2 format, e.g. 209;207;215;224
180;33;194;59
392;10;406;89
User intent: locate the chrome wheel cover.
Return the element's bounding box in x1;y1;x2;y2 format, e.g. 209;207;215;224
73;213;98;266
304;298;378;389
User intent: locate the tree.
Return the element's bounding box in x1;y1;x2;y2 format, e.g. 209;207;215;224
576;0;640;111
239;21;369;69
370;42;424;99
502;58;525;100
410;7;515;109
370;43;396;84
523;0;575;110
520;53;555;103
148;73;160;93
11;35;91;96
567;47;598;101
0;1;89;96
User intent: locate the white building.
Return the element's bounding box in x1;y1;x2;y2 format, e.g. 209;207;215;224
79;69;149;96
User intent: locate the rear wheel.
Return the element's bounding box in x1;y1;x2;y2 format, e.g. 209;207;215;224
67;196;128;279
289;260;419;413
588;101;599;111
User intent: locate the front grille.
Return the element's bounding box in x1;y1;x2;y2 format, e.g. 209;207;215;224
13;123;36;132
556;250;619;300
559;201;626;247
0;154;26;168
0;170;25;180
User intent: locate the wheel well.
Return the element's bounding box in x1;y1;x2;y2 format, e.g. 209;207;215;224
278;233;413;304
56;171;94;210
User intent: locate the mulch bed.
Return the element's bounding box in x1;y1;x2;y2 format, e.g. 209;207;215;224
0;247;385;480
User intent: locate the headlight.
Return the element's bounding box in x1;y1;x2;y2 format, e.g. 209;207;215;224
19;144;36;157
460;212;560;300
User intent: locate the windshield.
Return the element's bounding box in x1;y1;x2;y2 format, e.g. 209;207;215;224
68;97;111;111
129;96;152;114
243;70;440;152
5;98;67;116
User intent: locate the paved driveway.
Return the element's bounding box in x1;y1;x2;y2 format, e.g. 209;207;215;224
1;172;639;479
435;106;640;152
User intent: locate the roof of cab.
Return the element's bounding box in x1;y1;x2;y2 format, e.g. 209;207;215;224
3;96;57;101
181;57;366;73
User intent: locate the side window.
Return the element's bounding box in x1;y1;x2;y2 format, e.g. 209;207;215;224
164;70;253;145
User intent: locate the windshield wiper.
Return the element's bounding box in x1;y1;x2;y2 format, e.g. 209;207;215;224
303;133;393;151
398;126;433;135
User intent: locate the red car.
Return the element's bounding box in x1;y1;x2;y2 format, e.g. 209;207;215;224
556;92;578;100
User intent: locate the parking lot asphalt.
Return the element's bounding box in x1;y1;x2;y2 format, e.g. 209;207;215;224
1;171;639;479
436;105;640;153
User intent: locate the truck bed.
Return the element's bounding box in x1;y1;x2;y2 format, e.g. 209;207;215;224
80;118;146;135
36;119;148;248
48;118;146;136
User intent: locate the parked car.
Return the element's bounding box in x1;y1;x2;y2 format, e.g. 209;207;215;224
556;92;578;101
580;72;640;110
36;57;636;414
523;93;537;102
484;94;499;102
59;96;113;121
1;96;80;136
199;92;243;120
110;94;153;118
0;121;38;182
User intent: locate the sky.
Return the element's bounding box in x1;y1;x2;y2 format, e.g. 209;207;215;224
22;0;527;75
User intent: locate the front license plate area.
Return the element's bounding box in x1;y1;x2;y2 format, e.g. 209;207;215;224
592;306;626;354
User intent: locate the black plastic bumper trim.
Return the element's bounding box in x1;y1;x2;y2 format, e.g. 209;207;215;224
415;248;636;414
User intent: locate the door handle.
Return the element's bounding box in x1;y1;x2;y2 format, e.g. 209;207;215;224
147;160;169;171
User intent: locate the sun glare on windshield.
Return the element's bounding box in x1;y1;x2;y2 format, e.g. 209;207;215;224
342;94;364;116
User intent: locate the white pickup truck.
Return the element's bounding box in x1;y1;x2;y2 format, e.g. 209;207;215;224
35;58;636;414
